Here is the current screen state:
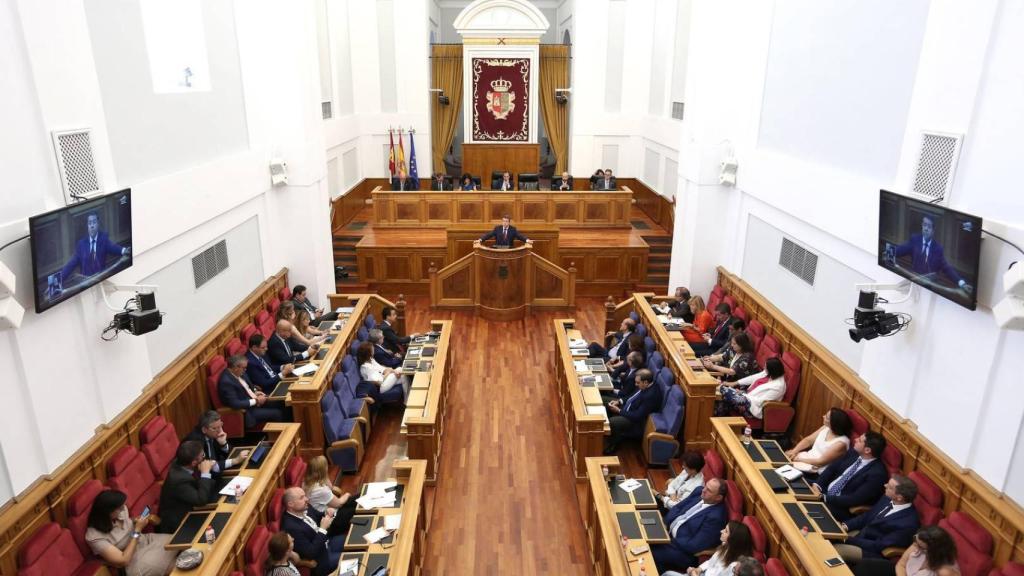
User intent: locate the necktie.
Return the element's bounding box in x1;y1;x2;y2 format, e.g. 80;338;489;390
503;227;508;241
237;375;257;400
259;355;274;377
670;502;704;537
828;458;865;496
624;389;642;412
875;502;893;521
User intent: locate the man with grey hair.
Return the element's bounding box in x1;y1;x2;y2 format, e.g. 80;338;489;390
834;475;920;564
370;328;402;368
280;486;346;576
734;556;763;576
217;354;286;428
184;410;249;483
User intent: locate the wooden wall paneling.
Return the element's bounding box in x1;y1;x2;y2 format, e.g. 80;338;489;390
619;180;674;230
462;143;540;186
714;266;1024;567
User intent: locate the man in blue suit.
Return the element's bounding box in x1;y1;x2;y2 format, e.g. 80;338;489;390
281;487;347;576
589;317;636;361
217;355;286;428
834;475;920;564
887;215;973;294
813;431;889;521
604;368;662;454
607;351;643;401
59;212;130;281
652;478;730;571
245;333;294;390
478;215;530;248
369;329;403;368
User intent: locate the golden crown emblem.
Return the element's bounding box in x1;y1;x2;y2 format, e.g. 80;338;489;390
490;77;512;93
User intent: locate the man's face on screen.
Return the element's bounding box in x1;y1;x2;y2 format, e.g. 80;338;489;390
87;214;99;237
922;217;934;241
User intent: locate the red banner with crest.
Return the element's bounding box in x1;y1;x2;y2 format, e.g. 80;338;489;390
471;57;530;142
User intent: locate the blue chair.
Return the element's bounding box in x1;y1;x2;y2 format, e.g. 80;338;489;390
357;326;369;342
629;311;640;323
359;379;403;406
332;373;370;437
349;340;361;358
647;351;664;374
320;393;363;473
644;380;685;466
635;323;648;339
364;314;376;330
644;336;656;355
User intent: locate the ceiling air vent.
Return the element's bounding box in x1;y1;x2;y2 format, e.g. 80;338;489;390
779;237;817;286
52;128;101;203
911;132;962;203
192;239;229;289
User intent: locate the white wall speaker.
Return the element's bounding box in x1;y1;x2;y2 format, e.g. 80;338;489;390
0;261;15;299
51;128;101;204
0;297;25;330
269;158;288;186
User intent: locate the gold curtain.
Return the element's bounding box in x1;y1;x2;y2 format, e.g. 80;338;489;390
539;45;570;174
431;45;463;175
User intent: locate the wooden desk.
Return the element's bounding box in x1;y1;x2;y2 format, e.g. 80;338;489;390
168;423;300;575
583;457;662;576
401;321;452;485
553;320;609;479
339;460;428;576
712;418;852;576
371;189;632;228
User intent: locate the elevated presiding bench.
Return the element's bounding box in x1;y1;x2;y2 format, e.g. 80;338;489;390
401;320;453;484
584;456;662;576
371;187;634;228
168;423;300;575
712;418;851;576
554;319;609;479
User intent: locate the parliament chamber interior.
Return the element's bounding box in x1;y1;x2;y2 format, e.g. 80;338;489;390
2;1;1024;575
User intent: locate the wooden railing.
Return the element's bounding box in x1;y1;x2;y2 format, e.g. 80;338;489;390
714;267;1024;566
553;319;609;479
0;269;290;575
402;320;453;485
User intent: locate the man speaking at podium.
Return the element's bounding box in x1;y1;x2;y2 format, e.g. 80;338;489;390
478;215;531;249
59;212;130;282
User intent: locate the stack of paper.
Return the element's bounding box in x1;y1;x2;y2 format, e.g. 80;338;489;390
586;405;608;423
337;558;359;576
355;481;399;509
568;337;588;348
292;363;318;377
619;478;643;493
363;527;391;544
573;360;590;374
219;475;254;496
384;514;402;530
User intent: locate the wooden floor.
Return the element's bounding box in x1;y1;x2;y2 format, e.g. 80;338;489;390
332;296;658;575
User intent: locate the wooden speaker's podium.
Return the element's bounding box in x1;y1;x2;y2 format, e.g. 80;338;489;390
429;240;576;321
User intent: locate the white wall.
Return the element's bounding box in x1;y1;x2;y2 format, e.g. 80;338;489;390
0;0;336;502
668;0;1024;497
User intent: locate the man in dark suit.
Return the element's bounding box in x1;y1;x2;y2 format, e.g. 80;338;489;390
652;478;730;571
369;328;403;368
380;305;418;354
813;431;889;521
157;441;215;533
183;411;249;484
553;170;574;191
390;171;415;191
478;215;530;248
268;320;318;366
604;368;662;454
594;168;618;191
887;215;973;294
59;212;130;281
835;475;920;564
281;487;347;576
292;284;338;324
431;173;452;191
246;333;294;390
493;171;514;191
607;351;644;401
588;317;636;361
217;354;286;428
691;303;736;356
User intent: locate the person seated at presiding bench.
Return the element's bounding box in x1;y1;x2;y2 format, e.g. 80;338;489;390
369;328;402;369
812;431;889;521
702;332;759;383
218;354;288;428
494;170;514;191
390;170;415;191
785;407;853;475
431;172;452;191
853;526;960;576
554;170;573;190
246;334;295;391
604;368;662;454
659;451;706;511
185;411;249;486
588;317;636;361
835;475;920;565
715;356;785;419
652;478;730;572
291;284;338;324
157;441;216;534
281;487;347;576
459;173;479;191
86;489;178;576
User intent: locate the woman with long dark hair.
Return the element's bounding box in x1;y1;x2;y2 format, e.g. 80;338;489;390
677;521;754;576
264;531;301;576
85;490;177;576
785;407;853;474
702;332;758;382
855;526;959;576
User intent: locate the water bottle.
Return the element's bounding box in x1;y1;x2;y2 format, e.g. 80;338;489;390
233;484;242;501
801;525;809;538
638;557;647;576
742;426;752;446
601;464;610;480
204;526;216;545
621;534;629;552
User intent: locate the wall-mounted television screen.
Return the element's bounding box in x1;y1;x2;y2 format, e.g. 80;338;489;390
29;189;133;313
878;189;981;310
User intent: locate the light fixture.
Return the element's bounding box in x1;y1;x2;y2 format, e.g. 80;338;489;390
429;88;449;105
555;88;571;104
